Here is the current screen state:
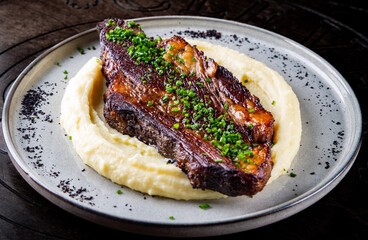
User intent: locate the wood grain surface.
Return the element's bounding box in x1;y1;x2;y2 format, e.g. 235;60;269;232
1;0;367;239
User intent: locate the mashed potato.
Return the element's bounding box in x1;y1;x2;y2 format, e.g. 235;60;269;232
60;40;301;200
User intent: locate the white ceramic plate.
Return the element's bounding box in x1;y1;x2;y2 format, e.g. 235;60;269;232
1;16;362;237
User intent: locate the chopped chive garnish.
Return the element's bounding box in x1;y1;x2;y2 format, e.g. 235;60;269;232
116;189;123;194
290;172;297;178
199;203;211;209
188;91;196;98
77;48;85;54
162;95;169;102
147;101;153;106
106;19;116;27
127;21;137;28
224;103;229;110
173;123;180;129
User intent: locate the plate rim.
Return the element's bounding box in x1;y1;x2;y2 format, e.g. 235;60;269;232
1;15;363;234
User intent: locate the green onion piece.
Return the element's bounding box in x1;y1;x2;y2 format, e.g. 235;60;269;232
188;91;196;98
199;203;211;209
290;172;297;178
162;95;169;102
106;19;116;27
127;21;137;28
77;48;85;54
173;123;180;129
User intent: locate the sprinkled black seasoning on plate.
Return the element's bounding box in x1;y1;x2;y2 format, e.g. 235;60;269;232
177;29;221;39
57;179;95;205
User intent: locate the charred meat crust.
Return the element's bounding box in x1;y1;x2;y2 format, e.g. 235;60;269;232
98;18;274;196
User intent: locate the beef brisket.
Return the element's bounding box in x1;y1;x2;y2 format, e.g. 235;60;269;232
97;18;275;196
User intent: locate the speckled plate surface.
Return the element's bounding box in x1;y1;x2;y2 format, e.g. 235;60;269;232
1;16;362;237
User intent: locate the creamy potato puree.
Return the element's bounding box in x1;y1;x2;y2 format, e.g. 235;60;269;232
60;41;301;200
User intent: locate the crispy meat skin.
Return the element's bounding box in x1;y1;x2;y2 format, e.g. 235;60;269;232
97;19;274;196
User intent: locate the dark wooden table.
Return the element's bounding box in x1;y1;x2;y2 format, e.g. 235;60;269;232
1;0;367;239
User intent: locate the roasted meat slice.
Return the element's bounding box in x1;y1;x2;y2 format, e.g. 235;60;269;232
97;18;275;196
